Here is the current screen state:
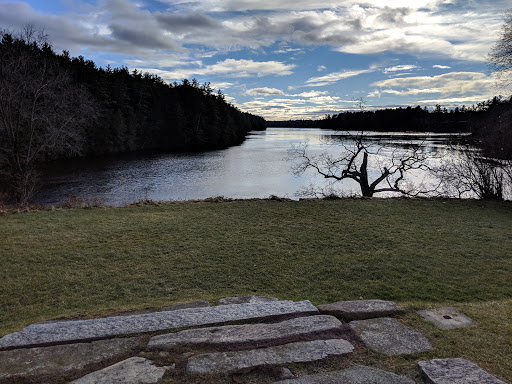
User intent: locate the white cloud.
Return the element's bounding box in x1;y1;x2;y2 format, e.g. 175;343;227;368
204;59;295;77
433;65;451;69
166;0;438;12
384;64;420;73
273;47;305;54
416;95;494;104
247;87;285;95
294;91;329;97
305;67;377;87
137;59;296;81
309;95;341;104
367;89;381;98
2;0;506;65
317;65;327;72
371;72;496;103
156;0;506;62
210;82;234;90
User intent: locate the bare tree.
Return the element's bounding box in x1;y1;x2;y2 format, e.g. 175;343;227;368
0;28;96;204
438;146;511;201
289;131;437;198
489;11;512;90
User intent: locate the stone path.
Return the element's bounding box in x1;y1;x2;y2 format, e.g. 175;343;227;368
0;300;317;350
0;298;506;384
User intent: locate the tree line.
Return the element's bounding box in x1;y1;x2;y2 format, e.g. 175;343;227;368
0;29;265;203
271;97;512;161
61;58;266;155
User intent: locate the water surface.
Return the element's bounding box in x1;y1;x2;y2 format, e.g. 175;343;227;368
37;128;468;205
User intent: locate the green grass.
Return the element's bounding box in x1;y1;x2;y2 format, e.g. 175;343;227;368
0;198;511;381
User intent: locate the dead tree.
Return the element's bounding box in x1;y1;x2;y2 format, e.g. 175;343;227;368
289;131;437;198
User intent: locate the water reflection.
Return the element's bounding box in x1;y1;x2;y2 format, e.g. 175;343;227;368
36;128;471;206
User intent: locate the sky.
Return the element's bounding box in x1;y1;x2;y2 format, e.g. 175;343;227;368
1;0;510;120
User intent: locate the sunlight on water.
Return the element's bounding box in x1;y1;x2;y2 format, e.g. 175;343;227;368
36;128;472;206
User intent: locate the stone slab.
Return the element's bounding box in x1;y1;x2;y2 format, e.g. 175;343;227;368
219;296;279;305
317;300;404;321
0;300;318;350
0;337;144;381
148;315;343;350
162;300;210;311
417;307;473;329
418;358;507;384
350;317;433;356
71;356;172;384
272;365;415;383
186;339;354;374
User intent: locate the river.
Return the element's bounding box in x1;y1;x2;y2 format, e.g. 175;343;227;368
36;128;469;206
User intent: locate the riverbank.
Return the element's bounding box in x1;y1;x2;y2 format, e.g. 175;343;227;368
1;198;511;380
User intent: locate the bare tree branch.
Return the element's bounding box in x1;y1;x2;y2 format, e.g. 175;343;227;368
288;131;438;198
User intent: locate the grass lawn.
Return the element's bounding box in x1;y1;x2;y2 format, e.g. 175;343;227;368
0;198;511;382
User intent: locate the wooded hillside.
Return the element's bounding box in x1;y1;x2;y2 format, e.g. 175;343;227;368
0;32;265;202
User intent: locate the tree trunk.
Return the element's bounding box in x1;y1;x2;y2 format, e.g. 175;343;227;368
359;152;374;197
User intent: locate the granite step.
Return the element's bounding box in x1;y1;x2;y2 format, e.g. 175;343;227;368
0;300;318;350
186;339;354;374
148;315;344;350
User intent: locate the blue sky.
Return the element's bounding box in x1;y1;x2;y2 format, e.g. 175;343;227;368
1;0;510;119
